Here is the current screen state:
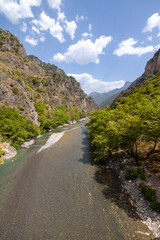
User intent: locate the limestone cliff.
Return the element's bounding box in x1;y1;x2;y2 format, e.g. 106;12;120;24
0;29;98;125
113;49;160;101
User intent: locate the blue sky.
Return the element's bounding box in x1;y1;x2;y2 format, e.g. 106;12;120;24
0;0;160;94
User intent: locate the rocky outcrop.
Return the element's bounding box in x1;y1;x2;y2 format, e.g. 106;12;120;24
131;49;160;88
0;142;17;161
0;28;98;125
113;48;160;101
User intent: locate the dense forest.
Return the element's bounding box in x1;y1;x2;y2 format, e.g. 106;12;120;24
87;75;160;163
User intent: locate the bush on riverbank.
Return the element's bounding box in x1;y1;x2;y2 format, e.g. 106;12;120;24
0;107;40;149
150;201;160;213
139;182;160;213
35;102;82;132
126;167;146;180
139;182;157;202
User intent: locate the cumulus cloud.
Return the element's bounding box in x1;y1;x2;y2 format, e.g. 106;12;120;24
25;36;38;46
143;13;160;33
57;12;77;39
47;0;62;11
0;0;41;24
58;11;65;22
50;22;64;42
113;38;154;57
53;35;112;64
81;32;93;38
76;14;85;22
37;11;54;31
67;73;125;94
65;20;77;39
155;44;160;51
32;25;40;34
147;36;152;41
21;22;27;32
40;35;45;42
32;11;65;42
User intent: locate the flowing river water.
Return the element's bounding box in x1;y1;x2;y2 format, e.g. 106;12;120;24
0;122;155;240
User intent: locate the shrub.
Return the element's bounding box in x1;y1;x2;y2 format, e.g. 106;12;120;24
34;102;46;115
32;77;40;86
150;202;160;213
12;87;18;95
139;182;157;202
0;107;40;148
0;149;5;155
126;167;146;180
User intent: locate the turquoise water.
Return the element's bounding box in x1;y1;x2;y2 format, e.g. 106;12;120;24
0;121;85;175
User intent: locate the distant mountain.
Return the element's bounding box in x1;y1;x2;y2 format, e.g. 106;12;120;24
89;81;131;107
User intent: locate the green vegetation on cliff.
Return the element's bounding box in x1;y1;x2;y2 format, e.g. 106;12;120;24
35;102;86;132
0;103;86;148
87;75;160;163
0;107;40;149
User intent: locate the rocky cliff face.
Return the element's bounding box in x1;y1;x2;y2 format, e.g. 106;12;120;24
0;29;98;125
114;49;160;100
131;49;160;88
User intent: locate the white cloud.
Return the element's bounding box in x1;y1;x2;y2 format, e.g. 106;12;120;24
31;19;38;26
67;73;125;94
147;36;152;41
81;32;93;38
32;25;40;34
53;35;112;64
155;44;160;51
82;24;93;39
113;38;154;57
143;13;160;33
47;0;62;11
40;35;45;42
0;0;41;24
58;11;65;22
37;11;54;31
65;20;77;39
50;22;64;42
88;24;92;32
21;22;27;32
76;14;85;22
25;36;38;46
157;33;160;37
32;11;65;43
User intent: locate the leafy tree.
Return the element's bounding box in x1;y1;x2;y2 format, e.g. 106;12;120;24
0;107;40;148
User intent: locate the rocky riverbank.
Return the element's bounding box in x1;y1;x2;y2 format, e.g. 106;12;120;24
0;142;17;164
106;154;160;238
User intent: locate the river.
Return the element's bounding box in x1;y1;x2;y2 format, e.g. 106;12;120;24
0;122;154;240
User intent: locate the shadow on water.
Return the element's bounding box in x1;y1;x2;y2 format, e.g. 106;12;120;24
78;127;93;165
79;127;140;220
94;166;140;220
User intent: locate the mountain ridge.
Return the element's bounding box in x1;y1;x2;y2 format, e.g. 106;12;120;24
89;81;130;107
113;48;160;102
0;28;98;126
